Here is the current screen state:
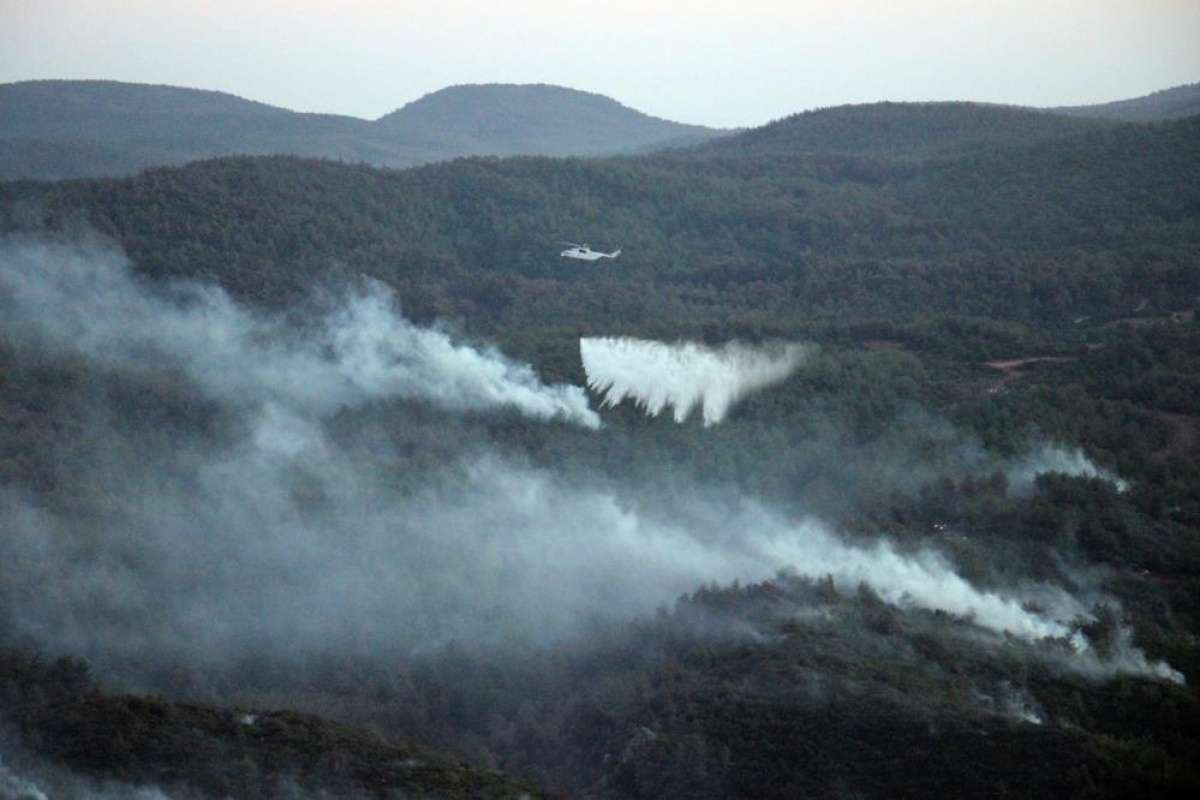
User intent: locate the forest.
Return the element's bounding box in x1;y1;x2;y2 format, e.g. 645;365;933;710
0;100;1199;798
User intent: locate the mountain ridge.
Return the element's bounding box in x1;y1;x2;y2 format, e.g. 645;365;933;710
686;101;1118;160
0;79;728;180
378;82;723;156
1051;81;1200;122
4;79;1198;181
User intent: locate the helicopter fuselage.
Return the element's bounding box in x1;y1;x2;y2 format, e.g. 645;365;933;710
561;245;621;261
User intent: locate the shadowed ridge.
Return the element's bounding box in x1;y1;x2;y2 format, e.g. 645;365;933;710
1050;82;1200;122
685;101;1114;159
376;82;727;156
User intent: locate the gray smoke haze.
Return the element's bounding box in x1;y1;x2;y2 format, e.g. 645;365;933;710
0;755;46;800
0;744;341;800
1005;445;1129;492
0;233;599;430
0;747;178;800
0;233;1176;686
581;336;809;426
819;407;1129;498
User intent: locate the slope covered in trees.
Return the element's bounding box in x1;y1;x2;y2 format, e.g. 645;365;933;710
2;98;1200;798
22;110;1198;332
0;651;544;798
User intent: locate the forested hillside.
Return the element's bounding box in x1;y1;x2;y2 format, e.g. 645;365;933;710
20;108;1198;332
2;98;1200;798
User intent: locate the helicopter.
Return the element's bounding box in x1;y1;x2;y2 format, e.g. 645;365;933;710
560;242;622;261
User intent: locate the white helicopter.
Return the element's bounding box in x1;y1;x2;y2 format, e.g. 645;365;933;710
560;242;622;261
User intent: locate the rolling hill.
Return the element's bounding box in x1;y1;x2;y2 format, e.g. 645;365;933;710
684;101;1115;159
0;80;728;180
377;83;723;157
1052;81;1200;122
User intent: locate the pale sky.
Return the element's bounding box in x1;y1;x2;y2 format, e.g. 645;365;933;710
2;0;1198;128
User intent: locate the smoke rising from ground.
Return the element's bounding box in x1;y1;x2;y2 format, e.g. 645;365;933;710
1005;445;1129;492
0;234;599;430
0;755;47;800
1;748;177;800
0;233;1176;687
1;459;1104;666
581;336;809;426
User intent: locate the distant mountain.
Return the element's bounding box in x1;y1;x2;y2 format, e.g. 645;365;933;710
0;80;415;179
686;101;1113;160
0;80;728;180
1051;82;1200;122
377;83;724;157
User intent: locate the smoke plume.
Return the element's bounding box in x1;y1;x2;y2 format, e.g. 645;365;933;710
1005;445;1129;492
0;233;599;430
0;233;1177;687
581;336;809;426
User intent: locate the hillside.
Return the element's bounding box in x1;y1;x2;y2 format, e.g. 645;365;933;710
685;101;1115;159
0;80;727;180
0;650;544;798
378;83;723;156
1053;81;1200;122
3;96;1200;798
0;80;415;179
21;112;1198;329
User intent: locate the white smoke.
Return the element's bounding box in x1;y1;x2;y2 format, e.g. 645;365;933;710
1006;445;1129;492
581;336;809;426
0;755;48;800
1072;625;1186;685
735;510;1086;642
0;233;1178;686
0;234;599;430
5;455;1179;682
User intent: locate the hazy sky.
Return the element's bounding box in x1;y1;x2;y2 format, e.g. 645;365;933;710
2;0;1198;127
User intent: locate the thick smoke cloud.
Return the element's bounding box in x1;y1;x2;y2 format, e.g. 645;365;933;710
0;234;599;430
1;457;1101;665
0;233;1176;687
581;336;809;426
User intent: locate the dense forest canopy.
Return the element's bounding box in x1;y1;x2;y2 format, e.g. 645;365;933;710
1;92;1199;798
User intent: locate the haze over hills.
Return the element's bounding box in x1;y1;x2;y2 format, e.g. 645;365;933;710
0;79;728;180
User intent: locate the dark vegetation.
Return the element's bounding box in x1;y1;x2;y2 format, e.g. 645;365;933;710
1;93;1200;797
0;651;544;798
